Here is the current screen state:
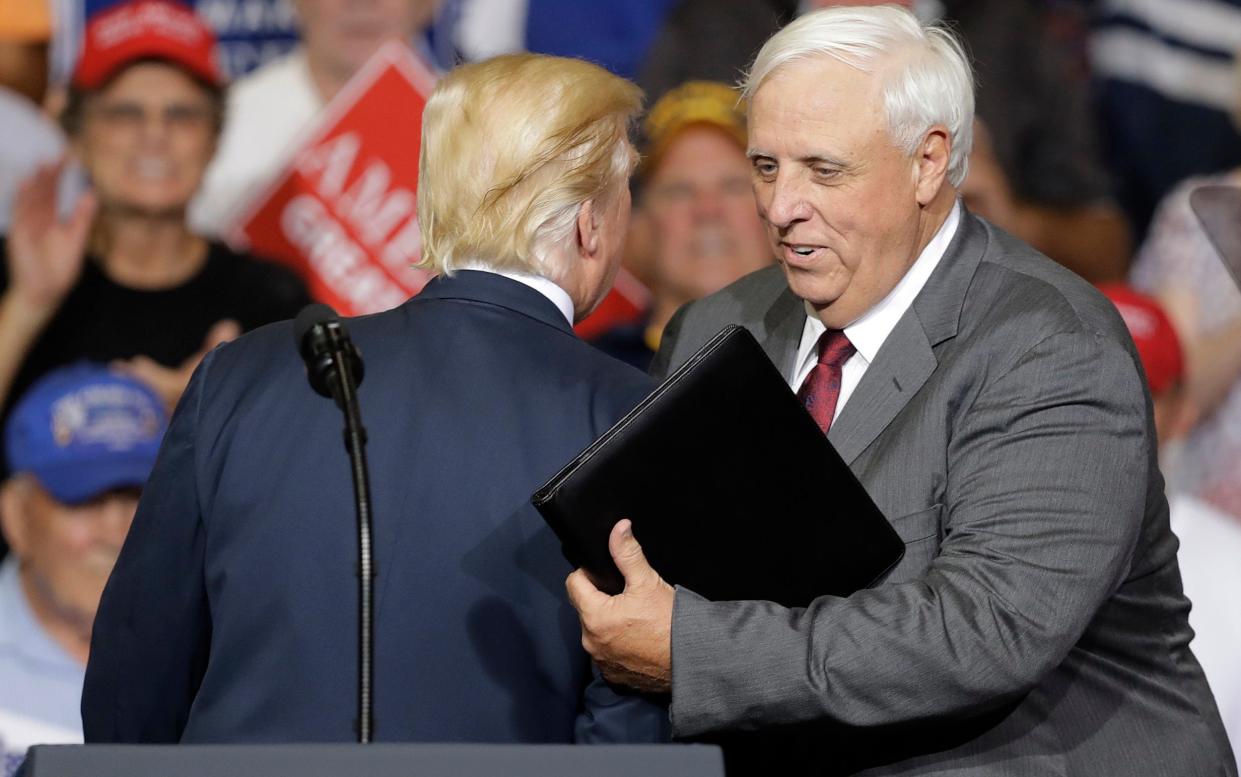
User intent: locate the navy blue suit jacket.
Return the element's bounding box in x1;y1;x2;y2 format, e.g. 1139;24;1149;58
82;271;663;744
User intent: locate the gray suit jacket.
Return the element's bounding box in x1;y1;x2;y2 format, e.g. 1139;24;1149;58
650;211;1236;775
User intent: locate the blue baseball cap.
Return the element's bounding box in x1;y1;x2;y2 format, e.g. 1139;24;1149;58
4;364;168;504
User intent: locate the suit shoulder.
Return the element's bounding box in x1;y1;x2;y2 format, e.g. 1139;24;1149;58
575;337;658;415
966;223;1131;352
195;317;302;401
201;305;408;397
678;265;788;327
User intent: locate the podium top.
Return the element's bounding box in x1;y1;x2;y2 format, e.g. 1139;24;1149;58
24;743;724;777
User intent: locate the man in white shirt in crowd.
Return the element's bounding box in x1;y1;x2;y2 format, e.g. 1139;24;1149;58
190;0;438;236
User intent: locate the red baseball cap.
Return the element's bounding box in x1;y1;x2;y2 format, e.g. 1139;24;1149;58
72;0;222;91
1098;283;1185;394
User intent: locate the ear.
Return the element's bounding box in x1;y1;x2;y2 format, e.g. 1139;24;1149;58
576;198;600;260
914;126;951;206
0;478;31;558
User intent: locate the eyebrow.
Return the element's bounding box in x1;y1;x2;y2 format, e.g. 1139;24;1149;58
747;149;852;169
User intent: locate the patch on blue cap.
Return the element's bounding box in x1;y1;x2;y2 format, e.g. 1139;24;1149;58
4;363;169;503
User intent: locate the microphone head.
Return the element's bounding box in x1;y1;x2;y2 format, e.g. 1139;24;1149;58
294;303;338;358
293;303;364;403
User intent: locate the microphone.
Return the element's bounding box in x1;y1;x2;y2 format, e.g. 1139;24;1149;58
292;303;376;744
294;303;365;406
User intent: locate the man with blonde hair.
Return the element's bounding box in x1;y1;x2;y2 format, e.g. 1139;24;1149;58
568;6;1235;774
83;53;666;744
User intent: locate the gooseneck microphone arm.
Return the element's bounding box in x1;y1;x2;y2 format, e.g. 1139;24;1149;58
294;304;375;743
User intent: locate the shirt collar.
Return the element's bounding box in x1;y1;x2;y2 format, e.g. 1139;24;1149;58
456;264;576;326
802;200;961;364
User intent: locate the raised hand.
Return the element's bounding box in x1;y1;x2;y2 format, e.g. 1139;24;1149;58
6;157;97;318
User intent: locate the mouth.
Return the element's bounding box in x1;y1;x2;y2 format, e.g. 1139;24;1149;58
780;243;826;265
131;158;174;181
691;226;734;257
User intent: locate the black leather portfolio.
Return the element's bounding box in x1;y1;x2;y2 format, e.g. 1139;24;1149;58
532;325;904;607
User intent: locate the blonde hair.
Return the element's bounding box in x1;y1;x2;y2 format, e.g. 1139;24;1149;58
743;5;974;187
417;53;642;280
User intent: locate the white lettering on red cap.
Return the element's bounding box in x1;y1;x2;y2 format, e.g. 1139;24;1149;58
94;2;208;49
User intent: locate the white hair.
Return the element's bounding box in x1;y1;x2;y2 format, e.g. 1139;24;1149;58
742;5;974;187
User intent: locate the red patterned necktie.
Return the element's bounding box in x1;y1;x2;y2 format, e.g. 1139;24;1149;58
798;329;856;435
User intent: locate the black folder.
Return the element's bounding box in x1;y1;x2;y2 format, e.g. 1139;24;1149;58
532;325;904;607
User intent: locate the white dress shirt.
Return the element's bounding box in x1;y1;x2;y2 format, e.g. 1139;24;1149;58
789;201;961;424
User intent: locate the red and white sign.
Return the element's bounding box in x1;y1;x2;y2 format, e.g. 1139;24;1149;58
233;42;435;316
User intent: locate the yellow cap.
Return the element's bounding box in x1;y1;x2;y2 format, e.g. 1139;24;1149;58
641;81;747;177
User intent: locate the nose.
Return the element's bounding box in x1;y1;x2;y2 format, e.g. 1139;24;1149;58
691;185;728;222
136;111;174;148
762;171;812;230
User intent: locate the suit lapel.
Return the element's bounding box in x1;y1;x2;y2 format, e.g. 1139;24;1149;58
760;286;805;381
828;317;936;464
827;210;990;465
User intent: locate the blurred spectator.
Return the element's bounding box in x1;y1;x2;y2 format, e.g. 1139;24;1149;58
1098;284;1241;772
639;0;1131;282
190;0;439;236
0;0;51;104
592;82;771;370
0;0;66;236
0;365;166;776
1090;0;1241;238
0;0;310;475
1130;173;1241;519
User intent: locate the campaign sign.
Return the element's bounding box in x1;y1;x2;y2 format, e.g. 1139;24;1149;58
235;42;435;316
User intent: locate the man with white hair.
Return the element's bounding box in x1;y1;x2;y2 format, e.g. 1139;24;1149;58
83;52;666;744
567;7;1236;774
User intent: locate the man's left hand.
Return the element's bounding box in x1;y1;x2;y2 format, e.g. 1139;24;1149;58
566;519;674;693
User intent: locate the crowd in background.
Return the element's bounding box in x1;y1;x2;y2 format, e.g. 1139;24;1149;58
0;0;1239;773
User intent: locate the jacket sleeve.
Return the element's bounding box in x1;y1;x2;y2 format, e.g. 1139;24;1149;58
668;330;1151;736
575;668;672;743
81;350;216;742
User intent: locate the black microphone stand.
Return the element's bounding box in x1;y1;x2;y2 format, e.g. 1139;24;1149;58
330;333;375;744
300;312;375;744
